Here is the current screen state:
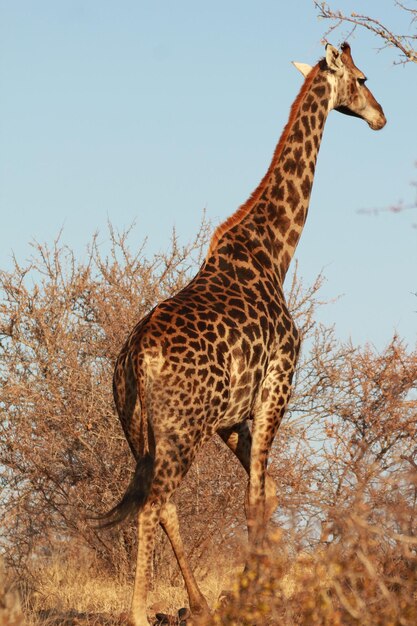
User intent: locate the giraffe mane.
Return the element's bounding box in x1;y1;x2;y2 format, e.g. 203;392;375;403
207;62;322;258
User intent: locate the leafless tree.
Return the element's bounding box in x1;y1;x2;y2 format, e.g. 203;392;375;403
314;1;417;65
1;219;416;623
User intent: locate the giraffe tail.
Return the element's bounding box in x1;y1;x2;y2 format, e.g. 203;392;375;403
93;452;155;529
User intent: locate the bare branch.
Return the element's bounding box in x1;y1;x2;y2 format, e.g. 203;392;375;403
314;1;417;64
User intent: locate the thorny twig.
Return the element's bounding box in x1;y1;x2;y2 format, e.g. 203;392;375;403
314;1;417;65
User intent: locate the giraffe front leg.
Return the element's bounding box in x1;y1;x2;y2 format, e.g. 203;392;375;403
131;501;161;626
247;429;277;548
218;421;278;542
216;420;279;611
248;374;294;548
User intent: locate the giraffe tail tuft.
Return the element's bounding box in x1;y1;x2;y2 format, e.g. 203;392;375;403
93;452;155;529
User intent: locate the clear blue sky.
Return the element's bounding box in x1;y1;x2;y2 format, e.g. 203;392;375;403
1;1;416;349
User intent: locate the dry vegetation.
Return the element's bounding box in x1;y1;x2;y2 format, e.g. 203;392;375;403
1;0;416;623
1;2;416;624
0;219;416;625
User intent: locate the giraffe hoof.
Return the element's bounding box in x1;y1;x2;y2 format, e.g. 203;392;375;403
217;589;234;607
178;607;190;625
154;613;171;625
153;608;191;625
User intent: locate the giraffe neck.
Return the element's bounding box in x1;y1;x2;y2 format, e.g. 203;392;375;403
207;63;332;283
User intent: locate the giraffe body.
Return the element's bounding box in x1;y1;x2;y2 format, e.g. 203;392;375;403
104;43;385;626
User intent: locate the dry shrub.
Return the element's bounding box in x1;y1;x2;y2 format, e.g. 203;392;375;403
0;221;213;583
24;548;130;620
210;487;417;625
1;219;417;624
0;219;264;616
208;325;417;624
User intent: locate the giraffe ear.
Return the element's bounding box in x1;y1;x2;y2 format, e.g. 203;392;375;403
325;44;344;74
292;62;313;78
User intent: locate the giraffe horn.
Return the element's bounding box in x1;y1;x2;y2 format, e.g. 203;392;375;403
292;61;313;78
340;41;355;68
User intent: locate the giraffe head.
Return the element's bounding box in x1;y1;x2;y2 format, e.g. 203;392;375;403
326;42;386;130
294;43;386;131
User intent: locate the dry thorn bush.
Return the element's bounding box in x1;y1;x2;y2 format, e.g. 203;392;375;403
1;219;417;623
207;483;417;625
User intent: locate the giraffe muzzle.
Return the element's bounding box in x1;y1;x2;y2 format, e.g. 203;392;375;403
368;113;387;131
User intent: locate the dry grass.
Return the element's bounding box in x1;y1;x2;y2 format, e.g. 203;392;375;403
147;565;238;619
27;561;129;619
0;558;25;626
207;521;417;626
4;509;417;626
14;551;236;625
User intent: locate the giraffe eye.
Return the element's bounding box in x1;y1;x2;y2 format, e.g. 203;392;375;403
357;77;367;86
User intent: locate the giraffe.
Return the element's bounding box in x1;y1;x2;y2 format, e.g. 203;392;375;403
101;43;386;626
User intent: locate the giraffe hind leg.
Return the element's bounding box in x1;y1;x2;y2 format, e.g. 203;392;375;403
160;501;210;618
131;501;161;626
